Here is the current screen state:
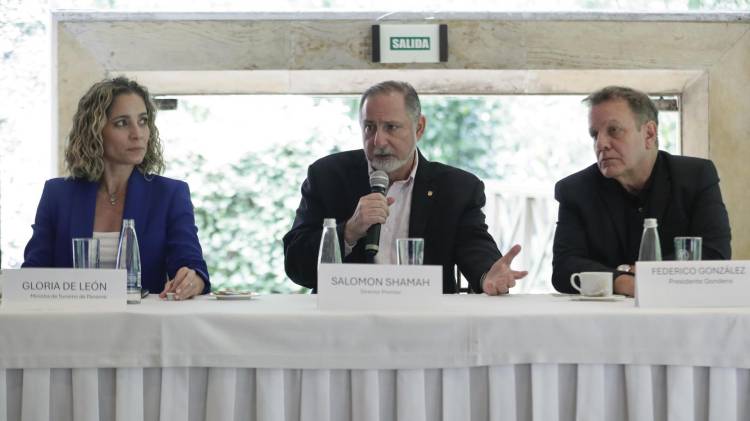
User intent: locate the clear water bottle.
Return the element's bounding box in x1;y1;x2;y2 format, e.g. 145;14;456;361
638;218;662;261
116;219;142;304
318;218;342;266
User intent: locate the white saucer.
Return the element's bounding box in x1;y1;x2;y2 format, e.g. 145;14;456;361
571;295;625;302
214;292;255;301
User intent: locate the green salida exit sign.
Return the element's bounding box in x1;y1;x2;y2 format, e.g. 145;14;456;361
373;24;447;63
390;36;431;50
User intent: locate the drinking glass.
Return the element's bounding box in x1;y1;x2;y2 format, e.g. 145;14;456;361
674;236;702;261
396;238;424;265
72;238;100;268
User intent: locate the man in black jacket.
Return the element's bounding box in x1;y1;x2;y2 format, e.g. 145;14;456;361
552;86;731;296
284;81;527;294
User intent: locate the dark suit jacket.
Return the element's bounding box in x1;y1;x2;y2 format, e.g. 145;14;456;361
552;151;731;294
22;169;211;294
283;149;501;293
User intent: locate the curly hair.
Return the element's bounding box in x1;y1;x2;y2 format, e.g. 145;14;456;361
65;76;165;181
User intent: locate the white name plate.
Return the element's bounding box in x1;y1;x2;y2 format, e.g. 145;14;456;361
318;263;442;311
636;260;750;308
1;268;127;311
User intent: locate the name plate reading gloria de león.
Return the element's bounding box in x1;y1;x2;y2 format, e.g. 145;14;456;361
1;268;127;311
636;260;750;308
318;263;442;310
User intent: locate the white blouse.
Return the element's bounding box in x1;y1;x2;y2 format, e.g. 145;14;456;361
93;231;119;269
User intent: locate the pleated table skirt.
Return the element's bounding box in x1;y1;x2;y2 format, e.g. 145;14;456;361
2;364;748;421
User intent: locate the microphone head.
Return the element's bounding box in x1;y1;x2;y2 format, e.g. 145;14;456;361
369;170;389;191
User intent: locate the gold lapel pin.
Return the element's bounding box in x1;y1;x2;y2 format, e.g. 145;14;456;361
427;190;433;197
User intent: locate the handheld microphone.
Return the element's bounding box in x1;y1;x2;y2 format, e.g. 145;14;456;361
364;170;389;263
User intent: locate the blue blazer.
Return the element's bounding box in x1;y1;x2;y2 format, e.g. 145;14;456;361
22;170;211;294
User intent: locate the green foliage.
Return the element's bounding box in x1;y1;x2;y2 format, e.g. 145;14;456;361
419;98;508;179
171;143;313;293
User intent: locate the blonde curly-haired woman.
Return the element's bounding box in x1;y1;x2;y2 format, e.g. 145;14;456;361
22;77;210;300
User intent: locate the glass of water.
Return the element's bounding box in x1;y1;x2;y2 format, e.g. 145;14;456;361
72;238;100;268
396;238;424;265
674;236;702;261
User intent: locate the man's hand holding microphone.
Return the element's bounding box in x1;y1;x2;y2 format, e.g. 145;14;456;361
344;171;393;263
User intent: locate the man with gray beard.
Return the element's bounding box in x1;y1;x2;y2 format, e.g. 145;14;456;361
283;81;527;294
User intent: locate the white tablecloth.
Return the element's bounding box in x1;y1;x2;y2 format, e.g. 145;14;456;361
1;294;749;421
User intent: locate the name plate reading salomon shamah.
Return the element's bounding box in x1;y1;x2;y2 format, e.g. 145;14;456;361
1;269;126;311
635;261;750;308
318;263;442;310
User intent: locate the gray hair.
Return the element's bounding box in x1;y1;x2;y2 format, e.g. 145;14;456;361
583;86;659;128
359;80;421;125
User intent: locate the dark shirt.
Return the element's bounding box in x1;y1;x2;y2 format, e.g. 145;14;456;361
616;153;661;263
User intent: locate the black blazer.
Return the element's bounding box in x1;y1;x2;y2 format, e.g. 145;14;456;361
552;151;731;294
283;149;501;293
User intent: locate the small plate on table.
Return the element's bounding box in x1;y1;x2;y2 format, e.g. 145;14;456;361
571;295;625;302
213;290;256;301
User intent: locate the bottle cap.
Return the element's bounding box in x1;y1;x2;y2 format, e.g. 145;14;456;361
643;218;658;228
323;218;337;228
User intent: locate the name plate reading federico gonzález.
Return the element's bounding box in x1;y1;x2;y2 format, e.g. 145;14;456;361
318;263;442;310
636;260;750;308
1;268;126;311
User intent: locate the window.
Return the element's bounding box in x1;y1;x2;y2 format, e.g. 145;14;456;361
157;94;679;293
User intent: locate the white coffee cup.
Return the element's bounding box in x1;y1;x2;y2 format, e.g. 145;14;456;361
570;272;613;297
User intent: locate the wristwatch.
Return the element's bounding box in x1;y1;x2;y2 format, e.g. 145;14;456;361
616;264;634;277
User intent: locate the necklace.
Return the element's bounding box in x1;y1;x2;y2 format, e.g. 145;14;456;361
101;187;119;206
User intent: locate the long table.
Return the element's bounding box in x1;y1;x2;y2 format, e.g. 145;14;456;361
1;294;749;421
